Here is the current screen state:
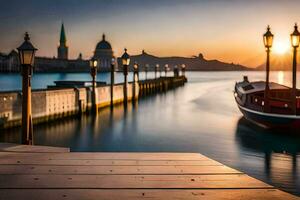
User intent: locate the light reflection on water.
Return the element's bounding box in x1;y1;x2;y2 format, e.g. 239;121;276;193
0;71;300;195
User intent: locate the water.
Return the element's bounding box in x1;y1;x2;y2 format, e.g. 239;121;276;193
0;71;300;195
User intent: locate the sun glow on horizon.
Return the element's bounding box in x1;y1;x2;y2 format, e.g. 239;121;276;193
273;39;290;55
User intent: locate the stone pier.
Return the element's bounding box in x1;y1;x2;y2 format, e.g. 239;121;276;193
0;76;187;129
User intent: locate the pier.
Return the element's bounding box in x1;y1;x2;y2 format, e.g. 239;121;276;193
0;76;186;129
0;143;298;200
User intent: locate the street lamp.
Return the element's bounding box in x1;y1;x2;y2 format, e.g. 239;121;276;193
145;64;149;80
133;62;139;101
164;64;168;77
263;25;273;112
155;64;159;79
181;64;186;76
290;23;300;114
89;58;98;113
173;65;179;77
17;32;37;145
110;57;115;107
134;62;139;81
121;48;130;105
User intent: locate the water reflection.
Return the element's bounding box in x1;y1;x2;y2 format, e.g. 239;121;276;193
277;71;285;85
235;117;300;193
0;103;136;150
1;72;300;195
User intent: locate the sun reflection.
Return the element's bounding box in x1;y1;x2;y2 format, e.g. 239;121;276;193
277;71;284;85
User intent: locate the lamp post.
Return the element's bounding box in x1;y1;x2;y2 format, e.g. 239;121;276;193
133;62;139;101
17;32;37;145
290;23;300;114
89;58;98;113
159;64;162;77
263;25;273;112
173;65;179;77
155;64;159;79
164;64;168;77
134;62;139;82
181;64;186;76
110;57;115;107
145;64;149;80
121;48;130;105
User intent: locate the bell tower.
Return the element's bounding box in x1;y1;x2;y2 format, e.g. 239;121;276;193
57;23;68;59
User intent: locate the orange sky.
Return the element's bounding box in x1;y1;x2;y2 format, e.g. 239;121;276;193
1;0;300;68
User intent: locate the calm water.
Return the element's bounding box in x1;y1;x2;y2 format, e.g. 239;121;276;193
0;71;300;195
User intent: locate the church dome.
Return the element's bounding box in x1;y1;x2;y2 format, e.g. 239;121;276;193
96;34;112;50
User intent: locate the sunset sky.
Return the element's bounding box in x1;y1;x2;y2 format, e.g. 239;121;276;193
0;0;299;67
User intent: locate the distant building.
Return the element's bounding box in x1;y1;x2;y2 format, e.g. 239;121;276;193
93;34;114;71
0;50;19;72
57;23;68;60
0;24;118;73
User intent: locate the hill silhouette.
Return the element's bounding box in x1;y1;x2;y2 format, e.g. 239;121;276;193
117;50;251;71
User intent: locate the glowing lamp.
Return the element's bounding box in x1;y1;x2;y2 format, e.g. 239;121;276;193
89;58;98;68
17;32;37;66
134;62;139;70
263;25;274;49
111;57;115;65
291;23;300;48
121;48;130;66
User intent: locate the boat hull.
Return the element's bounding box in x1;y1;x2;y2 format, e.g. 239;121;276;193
237;104;300;129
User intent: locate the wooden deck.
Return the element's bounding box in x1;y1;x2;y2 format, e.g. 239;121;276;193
0;144;298;200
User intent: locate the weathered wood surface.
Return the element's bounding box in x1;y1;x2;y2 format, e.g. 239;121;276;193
0;143;69;153
0;189;298;200
0;165;240;174
0;145;298;200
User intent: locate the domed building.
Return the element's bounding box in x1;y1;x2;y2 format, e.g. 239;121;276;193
94;34;114;71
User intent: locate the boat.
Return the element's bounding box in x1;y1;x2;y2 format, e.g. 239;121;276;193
234;25;300;129
234;76;300;129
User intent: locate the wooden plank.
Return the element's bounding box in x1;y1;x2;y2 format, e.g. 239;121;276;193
0;165;241;175
0;158;222;166
0;143;69;153
0;174;272;189
0;152;209;160
0;189;298;200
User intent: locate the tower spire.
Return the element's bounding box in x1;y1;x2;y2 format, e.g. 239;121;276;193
60;23;66;45
58;23;68;59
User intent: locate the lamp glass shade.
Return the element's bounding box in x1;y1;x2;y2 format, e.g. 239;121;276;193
134;63;138;70
90;59;97;68
291;35;300;47
291;24;300;48
122;58;130;66
111;58;115;65
263;26;273;48
121;49;130;66
19;50;35;65
181;64;186;69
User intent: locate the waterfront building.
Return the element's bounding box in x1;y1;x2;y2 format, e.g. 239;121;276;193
0;50;19;72
0;24;116;72
93;34;114;71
